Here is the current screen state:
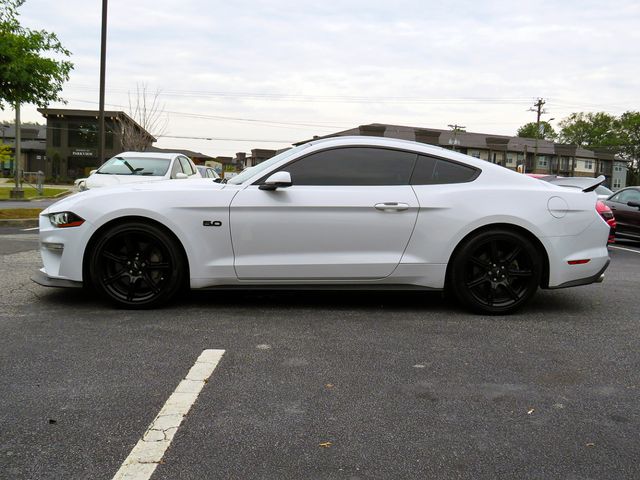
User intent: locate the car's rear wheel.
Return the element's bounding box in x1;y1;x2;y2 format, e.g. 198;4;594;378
450;229;541;314
89;222;186;309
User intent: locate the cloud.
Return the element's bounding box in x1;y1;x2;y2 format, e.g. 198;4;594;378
10;0;640;156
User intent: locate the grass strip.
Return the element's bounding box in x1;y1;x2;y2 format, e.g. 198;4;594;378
0;208;43;219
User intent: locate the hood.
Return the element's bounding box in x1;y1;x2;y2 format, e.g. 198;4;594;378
43;178;226;215
85;173;166;189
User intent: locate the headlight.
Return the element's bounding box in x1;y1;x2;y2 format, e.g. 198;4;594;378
48;212;85;228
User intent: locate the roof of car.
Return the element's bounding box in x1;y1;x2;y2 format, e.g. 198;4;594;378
115;151;183;159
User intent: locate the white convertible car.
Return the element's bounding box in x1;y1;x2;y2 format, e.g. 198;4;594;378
33;136;610;314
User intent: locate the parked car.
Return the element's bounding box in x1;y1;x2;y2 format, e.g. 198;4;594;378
604;186;640;241
82;152;201;190
196;165;222;182
74;177;87;191
33;136;610;315
596;200;616;244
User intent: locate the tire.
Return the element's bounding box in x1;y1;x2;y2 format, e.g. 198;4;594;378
449;229;542;315
89;222;186;309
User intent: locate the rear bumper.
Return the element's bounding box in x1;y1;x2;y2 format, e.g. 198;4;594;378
31;268;83;289
546;259;609;289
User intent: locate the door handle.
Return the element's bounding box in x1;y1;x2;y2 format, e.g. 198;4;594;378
374;202;410;212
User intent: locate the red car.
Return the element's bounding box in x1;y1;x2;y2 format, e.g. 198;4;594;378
596;200;616;244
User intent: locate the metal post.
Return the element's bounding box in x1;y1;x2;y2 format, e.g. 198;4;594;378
98;0;108;164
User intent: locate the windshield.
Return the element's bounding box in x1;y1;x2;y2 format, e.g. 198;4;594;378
97;156;171;176
596;185;613;196
227;144;310;184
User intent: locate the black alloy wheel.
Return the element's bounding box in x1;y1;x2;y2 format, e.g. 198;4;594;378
450;229;542;314
89;222;186;308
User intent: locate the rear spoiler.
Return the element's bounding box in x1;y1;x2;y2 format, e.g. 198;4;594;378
582;175;606;193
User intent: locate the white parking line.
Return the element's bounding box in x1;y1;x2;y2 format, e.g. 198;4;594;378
610;245;640;255
21;227;39;231
112;349;225;480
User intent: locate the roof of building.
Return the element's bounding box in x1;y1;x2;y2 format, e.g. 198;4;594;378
295;123;624;160
0;124;47;140
38;108;156;142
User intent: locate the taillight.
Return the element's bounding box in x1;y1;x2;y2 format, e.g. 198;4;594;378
596;201;615;223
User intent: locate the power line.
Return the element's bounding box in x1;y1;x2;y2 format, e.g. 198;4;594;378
65;98;349;130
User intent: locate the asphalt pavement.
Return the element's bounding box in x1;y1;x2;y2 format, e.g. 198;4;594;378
1;230;639;480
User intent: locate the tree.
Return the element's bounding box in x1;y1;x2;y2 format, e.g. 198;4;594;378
0;142;12;166
0;0;73;109
557;112;620;148
517;121;557;141
616;111;640;184
120;83;167;151
0;0;73;195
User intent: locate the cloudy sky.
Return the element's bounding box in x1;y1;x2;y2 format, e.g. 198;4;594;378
6;0;640;157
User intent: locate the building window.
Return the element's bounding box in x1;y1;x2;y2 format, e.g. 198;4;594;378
470;150;480;158
537;156;548;167
613;178;622;189
614;164;624;172
68;122;98;148
506;154;515;165
584;160;593;170
52;122;62;147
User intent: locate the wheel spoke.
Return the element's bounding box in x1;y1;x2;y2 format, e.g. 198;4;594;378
503;282;521;301
123;234;137;256
142;272;161;295
101;250;127;265
486;284;495;306
466;274;489;289
102;269;126;286
146;261;170;271
504;245;522;264
489;240;499;263
470;256;491;270
509;268;533;278
126;277;139;302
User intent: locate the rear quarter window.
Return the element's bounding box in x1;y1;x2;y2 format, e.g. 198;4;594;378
411;155;479;185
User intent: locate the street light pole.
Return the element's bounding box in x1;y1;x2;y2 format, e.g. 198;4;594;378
10;103;24;198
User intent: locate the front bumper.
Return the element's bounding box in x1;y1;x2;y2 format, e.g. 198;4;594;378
31;268;83;289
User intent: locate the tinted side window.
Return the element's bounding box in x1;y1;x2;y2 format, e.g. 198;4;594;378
411;155;479;185
281;147;417;186
613;189;640;204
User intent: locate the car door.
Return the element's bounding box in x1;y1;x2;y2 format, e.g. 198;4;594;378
178;156;200;178
607;188;640;237
229;146;420;280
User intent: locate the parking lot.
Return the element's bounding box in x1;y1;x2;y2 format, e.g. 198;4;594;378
1;227;639;480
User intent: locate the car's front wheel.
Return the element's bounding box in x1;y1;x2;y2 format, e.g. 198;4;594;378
449;229;542;314
89;222;186;308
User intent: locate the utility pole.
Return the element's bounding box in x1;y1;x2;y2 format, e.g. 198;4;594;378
529;98;547;173
98;0;108;165
447;124;465;152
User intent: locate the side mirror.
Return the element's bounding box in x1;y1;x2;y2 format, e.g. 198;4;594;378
175;172;189;179
89;169;97;175
627;201;640;209
213;178;222;183
259;171;292;191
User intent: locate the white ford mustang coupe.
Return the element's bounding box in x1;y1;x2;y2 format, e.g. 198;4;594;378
33;136;610;314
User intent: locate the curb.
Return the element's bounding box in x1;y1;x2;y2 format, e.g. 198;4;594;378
0;218;39;228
